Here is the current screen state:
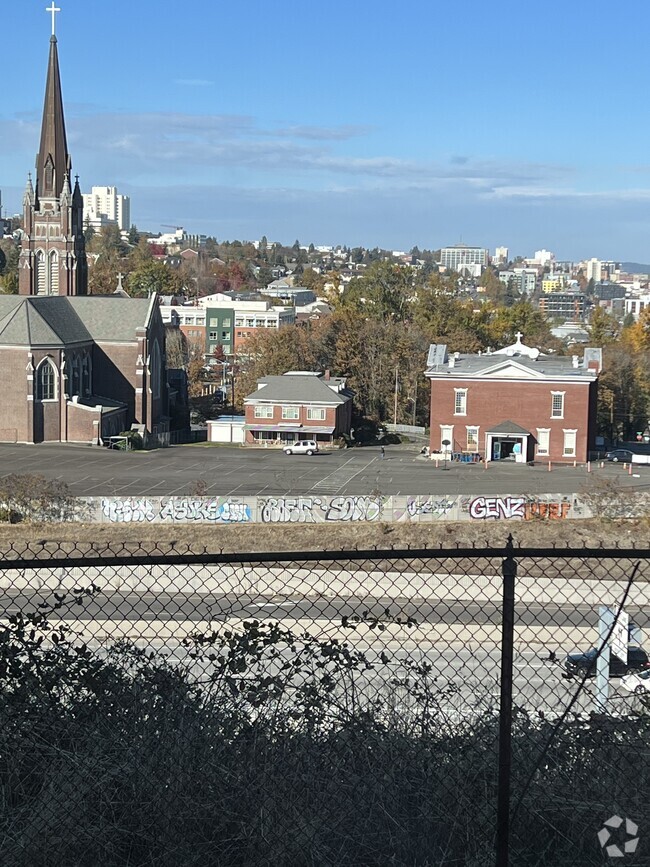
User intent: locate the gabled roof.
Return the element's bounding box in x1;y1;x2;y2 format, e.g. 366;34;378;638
0;296;155;347
486;420;531;436
245;374;352;405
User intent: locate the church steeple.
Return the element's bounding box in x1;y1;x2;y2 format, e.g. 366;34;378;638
19;12;88;297
35;35;71;202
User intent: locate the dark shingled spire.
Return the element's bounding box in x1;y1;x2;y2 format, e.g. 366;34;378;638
36;35;71;202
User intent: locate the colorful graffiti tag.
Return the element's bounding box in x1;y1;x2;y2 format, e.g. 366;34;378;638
468;496;571;520
260;496;382;523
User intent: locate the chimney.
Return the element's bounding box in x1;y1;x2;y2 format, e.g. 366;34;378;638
448;357;455;369
324;369;330;380
572;355;579;368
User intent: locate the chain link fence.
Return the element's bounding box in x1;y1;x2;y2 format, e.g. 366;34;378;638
1;540;649;866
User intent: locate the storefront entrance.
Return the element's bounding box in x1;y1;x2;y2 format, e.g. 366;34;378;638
485;422;531;463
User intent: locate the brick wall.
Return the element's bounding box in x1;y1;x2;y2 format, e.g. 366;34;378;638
429;378;596;462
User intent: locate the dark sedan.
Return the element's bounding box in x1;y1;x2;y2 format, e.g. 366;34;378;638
564;646;649;678
605;449;635;462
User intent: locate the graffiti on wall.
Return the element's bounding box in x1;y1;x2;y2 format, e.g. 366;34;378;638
160;499;251;523
405;496;456;518
468;496;571;521
260;496;382;523
100;497;251;523
101;498;156;523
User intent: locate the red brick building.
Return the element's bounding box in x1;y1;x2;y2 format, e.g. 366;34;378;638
243;371;353;446
3;21;174;445
425;335;602;463
0;295;169;445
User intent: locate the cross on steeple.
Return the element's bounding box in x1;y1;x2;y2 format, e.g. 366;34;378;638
515;331;523;343
46;3;61;37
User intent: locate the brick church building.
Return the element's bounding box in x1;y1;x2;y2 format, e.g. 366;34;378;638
425;334;602;464
4;21;171;445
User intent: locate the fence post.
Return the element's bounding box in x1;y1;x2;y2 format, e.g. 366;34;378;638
495;534;517;867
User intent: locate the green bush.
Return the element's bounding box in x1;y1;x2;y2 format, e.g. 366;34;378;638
117;429;144;450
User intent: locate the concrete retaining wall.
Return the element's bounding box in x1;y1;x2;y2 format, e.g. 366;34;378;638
79;493;592;524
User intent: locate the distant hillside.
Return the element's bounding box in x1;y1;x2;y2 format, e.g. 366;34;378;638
621;262;650;274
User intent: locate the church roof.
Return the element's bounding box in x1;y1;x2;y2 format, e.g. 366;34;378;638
0;296;155;347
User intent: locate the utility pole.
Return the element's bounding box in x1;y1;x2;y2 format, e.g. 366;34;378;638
393;365;399;425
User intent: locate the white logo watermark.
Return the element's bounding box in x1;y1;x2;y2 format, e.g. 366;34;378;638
598;815;639;858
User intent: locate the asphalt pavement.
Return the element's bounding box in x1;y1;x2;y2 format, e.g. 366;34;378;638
0;441;645;497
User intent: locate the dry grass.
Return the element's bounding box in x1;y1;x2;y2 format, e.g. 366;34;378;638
0;517;648;554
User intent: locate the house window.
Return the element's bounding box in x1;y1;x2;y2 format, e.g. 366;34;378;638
222;318;231;327
221;331;229;340
466;426;479;451
254;406;273;419
37;359;56;401
454;389;467;416
551;392;565;419
563;429;577;457
210;318;219;327
307;407;326;421
282;406;300;420
209;331;218;340
536;429;550;456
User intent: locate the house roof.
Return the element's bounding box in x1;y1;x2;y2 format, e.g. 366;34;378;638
0;296;155;347
245;373;352;405
425;339;601;381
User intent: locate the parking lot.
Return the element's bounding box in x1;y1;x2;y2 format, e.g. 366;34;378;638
0;442;646;497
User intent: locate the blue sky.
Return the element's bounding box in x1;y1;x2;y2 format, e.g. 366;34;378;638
4;0;650;260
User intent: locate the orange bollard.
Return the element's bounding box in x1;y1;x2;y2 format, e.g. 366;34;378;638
600;461;604;469
548;461;552;472
629;462;633;475
587;461;591;473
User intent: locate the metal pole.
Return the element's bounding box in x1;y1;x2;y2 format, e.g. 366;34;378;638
496;534;516;867
393;365;399;425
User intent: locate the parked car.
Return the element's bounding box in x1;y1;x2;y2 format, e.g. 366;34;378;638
283;440;319;456
563;645;649;678
605;449;635;462
620;668;650;695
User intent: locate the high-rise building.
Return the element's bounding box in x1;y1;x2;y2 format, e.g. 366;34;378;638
82;186;131;233
440;244;489;271
586;258;602;283
19;32;87;296
494;246;509;265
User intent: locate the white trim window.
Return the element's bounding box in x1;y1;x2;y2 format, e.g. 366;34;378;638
536;428;550;457
307;407;326;421
254;405;273;419
551;391;565;419
466;426;479;451
563;429;577;457
281;405;300;420
454;388;467;416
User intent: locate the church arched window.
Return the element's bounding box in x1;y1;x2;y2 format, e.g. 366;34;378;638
151;340;162;400
82;352;92;396
49;251;59;295
71;354;81;396
36;358;57;401
36;251;46;294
